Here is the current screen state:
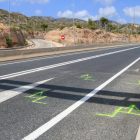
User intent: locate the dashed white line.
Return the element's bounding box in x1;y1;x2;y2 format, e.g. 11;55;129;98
0;45;140;80
0;45;138;67
22;57;140;140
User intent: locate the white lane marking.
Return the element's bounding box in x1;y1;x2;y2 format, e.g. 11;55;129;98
0;45;140;81
22;57;140;140
136;125;140;140
0;44;137;67
0;78;54;103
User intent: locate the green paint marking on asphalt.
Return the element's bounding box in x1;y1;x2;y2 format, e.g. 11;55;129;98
75;74;96;81
24;91;47;104
126;80;140;85
96;105;140;117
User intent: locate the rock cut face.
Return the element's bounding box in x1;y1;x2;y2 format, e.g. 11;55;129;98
0;23;26;48
44;27;140;46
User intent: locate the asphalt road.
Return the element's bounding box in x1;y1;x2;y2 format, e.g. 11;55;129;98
30;39;57;48
1;44;140;140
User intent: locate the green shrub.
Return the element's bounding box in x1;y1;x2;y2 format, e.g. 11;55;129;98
88;18;97;30
12;24;19;31
58;39;62;43
79;31;81;33
0;28;4;31
134;34;137;37
69;23;73;28
124;30;127;34
6;36;12;47
90;23;97;30
76;22;82;28
24;41;28;46
59;25;65;30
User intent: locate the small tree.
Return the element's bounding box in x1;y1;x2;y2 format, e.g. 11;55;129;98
41;23;48;31
76;22;82;28
88;18;97;30
88;18;93;26
6;36;12;47
100;17;109;27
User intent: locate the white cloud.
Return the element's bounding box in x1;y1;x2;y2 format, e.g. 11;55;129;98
35;10;42;15
12;1;21;5
117;18;127;24
57;10;97;21
95;0;115;6
98;6;118;18
123;6;140;18
57;7;118;21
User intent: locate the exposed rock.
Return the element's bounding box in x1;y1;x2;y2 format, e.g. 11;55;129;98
0;23;26;48
44;27;140;46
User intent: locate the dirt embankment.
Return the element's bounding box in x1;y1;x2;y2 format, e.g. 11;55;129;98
0;23;26;48
44;27;140;45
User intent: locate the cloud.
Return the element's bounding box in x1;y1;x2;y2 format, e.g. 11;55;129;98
12;1;21;5
123;6;140;18
35;10;42;15
117;18;127;24
57;7;118;21
98;6;118;18
95;0;115;6
57;10;97;21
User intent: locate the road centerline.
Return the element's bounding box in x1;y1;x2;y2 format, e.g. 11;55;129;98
22;57;140;140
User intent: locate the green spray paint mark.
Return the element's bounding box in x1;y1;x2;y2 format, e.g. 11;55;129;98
75;74;96;81
24;91;47;104
96;105;140;118
126;80;140;85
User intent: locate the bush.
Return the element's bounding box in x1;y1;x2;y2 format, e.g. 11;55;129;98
90;23;97;30
0;28;4;31
24;41;28;46
58;39;62;43
6;36;12;47
88;18;97;30
12;24;19;31
134;34;137;37
76;22;82;28
69;23;73;28
124;30;127;34
59;25;65;30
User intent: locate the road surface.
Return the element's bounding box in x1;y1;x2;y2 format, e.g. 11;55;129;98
30;39;57;48
1;44;140;140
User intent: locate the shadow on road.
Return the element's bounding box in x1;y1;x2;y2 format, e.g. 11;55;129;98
0;79;140;109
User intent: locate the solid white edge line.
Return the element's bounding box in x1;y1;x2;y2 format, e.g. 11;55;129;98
0;44;138;67
1;45;140;80
136;125;140;140
22;57;140;140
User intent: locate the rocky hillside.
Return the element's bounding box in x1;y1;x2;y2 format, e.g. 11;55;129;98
0;23;26;48
31;16;86;25
119;23;140;34
45;27;140;46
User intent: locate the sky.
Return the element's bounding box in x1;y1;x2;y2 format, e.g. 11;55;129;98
0;0;140;24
